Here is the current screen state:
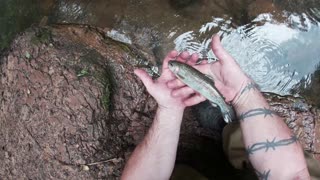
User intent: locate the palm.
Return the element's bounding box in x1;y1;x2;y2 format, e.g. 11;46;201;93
195;35;251;103
134;51;206;110
151;69;184;108
166;35;251;104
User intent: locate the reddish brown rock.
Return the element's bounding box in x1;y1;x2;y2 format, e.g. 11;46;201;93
0;25;158;179
313;109;320;161
265;92;320;159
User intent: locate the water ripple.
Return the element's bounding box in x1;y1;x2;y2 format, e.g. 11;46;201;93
174;17;233;55
174;13;320;95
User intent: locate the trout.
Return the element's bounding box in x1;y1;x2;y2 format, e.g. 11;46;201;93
168;60;235;123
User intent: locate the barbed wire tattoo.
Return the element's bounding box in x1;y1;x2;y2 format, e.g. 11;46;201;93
240;82;259;95
255;169;271;180
239;107;277;121
246;135;298;155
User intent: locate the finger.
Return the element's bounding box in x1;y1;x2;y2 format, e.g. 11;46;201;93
162;50;179;70
171;86;195;98
187;53;199;65
196;59;208;65
176;51;191;63
176;51;190;62
167;79;185;89
134;69;154;90
211;35;235;65
184;94;206;106
161;69;176;81
199;60;208;65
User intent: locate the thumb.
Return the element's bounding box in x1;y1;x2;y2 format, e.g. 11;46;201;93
211;34;235;65
134;69;154;90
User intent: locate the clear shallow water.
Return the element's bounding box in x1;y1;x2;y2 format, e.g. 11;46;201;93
2;0;320;97
172;9;320;94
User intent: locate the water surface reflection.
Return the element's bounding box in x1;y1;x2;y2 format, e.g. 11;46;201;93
172;2;320;95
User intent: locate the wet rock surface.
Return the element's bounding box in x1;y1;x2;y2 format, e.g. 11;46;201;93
0;25;157;179
0;25;319;179
265;92;320;161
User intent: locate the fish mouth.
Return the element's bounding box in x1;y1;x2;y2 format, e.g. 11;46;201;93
168;60;179;73
168;60;174;68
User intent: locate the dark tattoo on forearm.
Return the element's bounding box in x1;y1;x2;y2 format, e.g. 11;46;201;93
246;135;298;155
240;82;259;95
239;107;277;121
255;169;271;180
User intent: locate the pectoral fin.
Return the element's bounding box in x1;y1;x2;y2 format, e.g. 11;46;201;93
177;73;185;80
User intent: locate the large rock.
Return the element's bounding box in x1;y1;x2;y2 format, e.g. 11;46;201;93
0;25;158;179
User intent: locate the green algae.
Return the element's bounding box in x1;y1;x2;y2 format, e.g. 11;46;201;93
78;50;113;110
31;28;52;45
77;69;89;77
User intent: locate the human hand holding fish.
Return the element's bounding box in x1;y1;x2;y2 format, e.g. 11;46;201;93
134;50;206;113
167;35;253;108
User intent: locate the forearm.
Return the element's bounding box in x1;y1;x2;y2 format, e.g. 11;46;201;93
234;86;309;179
121;107;183;180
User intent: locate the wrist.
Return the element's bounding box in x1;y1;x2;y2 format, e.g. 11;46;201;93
154;107;184;127
233;90;270;116
157;105;185;114
231;79;258;107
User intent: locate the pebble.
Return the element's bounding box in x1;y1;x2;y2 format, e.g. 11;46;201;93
118;123;126;131
80;165;90;171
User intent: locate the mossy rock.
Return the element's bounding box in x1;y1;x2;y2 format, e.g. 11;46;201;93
0;25;158;179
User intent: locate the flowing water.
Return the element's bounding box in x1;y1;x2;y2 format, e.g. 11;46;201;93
1;0;320;101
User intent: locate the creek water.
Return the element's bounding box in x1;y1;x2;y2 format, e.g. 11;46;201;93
1;0;320;100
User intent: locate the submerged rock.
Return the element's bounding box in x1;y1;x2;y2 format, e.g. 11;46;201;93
264;92;320;161
0;25;319;179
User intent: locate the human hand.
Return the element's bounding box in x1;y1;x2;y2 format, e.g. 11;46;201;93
167;35;253;106
134;51;206;112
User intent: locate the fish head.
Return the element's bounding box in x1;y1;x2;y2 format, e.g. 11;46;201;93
168;60;191;80
168;60;180;74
